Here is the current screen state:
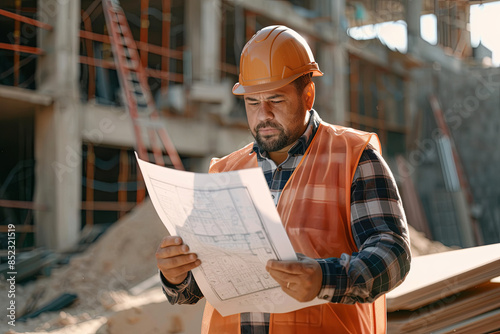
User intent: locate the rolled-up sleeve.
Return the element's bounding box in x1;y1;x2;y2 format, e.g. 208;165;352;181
160;271;204;305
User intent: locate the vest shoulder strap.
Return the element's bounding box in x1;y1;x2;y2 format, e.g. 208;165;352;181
209;142;256;174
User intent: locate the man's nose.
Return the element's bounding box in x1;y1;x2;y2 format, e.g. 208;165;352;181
257;101;274;121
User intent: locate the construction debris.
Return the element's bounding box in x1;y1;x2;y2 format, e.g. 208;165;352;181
0;248;59;282
18;294;78;322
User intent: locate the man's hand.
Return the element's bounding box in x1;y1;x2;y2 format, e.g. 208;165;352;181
156;236;201;285
266;254;323;302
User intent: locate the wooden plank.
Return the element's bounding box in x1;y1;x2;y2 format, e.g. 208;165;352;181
434;307;500;334
388;281;500;333
386;243;500;312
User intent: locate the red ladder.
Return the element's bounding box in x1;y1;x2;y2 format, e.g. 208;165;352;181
102;0;184;170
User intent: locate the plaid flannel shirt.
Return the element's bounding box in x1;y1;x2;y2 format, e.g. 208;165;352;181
161;110;411;334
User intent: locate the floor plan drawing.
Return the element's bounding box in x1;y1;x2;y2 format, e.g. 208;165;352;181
151;178;280;300
136;156;328;315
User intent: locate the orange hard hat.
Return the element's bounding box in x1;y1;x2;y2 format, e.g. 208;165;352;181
232;25;323;95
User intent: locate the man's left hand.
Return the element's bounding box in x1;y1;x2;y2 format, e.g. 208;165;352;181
266;254;323;302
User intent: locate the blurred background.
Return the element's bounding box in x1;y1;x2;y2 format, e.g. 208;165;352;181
0;0;499;333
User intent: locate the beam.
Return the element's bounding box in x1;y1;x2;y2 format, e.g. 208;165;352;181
0;8;53;30
0;42;45;55
79;30;183;59
0;225;34;233
79;55;184;82
0;200;47;211
81;201;137;211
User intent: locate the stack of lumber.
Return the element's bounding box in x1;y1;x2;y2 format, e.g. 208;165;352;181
386;243;500;333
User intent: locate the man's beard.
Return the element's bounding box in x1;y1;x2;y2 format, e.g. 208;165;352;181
254;121;292;152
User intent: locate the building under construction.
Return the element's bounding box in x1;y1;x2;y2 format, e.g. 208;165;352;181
1;0;499;254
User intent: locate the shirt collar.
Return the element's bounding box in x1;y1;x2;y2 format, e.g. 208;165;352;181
252;109;322;158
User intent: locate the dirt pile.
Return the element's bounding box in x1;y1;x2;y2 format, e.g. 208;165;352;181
1;199;170;333
408;224;453;256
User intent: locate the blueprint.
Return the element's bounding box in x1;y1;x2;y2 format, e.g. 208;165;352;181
136;155;328;316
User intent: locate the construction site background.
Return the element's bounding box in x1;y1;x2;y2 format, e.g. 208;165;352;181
0;0;499;333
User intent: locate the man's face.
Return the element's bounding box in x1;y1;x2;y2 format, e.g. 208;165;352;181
244;84;309;153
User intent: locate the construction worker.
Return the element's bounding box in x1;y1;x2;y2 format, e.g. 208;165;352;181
156;25;411;333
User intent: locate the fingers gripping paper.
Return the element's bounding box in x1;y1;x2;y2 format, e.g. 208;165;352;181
136;154;327;316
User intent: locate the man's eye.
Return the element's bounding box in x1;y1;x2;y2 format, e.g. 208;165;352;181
271;100;284;104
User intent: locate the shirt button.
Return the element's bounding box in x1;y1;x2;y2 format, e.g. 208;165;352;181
322;295;330;300
271;195;275;199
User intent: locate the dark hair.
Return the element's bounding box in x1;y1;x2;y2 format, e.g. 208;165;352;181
291;73;313;94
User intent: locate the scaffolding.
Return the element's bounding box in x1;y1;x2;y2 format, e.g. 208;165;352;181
0;5;51;89
0;0;188;247
80;0;186;229
0;4;52;247
79;0;184;103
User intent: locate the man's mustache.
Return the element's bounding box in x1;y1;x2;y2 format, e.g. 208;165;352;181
255;121;283;131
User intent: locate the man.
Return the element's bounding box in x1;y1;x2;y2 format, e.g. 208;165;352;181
156;25;411;333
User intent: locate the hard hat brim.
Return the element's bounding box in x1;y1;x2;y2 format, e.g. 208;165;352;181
232;69;323;95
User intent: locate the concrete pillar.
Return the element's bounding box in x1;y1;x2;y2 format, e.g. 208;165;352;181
405;0;422;54
317;0;347;125
34;0;81;250
186;0;221;83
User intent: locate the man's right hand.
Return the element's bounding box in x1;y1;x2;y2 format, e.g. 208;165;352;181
156;236;201;285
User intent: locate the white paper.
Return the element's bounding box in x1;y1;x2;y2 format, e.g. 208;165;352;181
136;154;328;316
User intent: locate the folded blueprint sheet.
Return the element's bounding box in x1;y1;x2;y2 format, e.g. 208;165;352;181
136;155;328;316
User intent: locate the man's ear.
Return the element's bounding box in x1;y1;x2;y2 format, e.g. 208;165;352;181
303;81;315;110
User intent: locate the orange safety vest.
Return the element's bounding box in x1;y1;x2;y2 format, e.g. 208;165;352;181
202;123;386;334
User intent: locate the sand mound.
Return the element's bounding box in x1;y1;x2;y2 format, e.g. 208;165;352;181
408;224;453;257
1;199;170;333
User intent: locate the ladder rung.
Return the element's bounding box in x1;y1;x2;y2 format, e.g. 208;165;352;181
123;61;138;70
118;36;134;46
117;13;128;25
128;81;142;92
136;97;149;107
135;95;150;106
128;72;139;82
123;48;134;59
135;92;148;104
110;13;120;23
